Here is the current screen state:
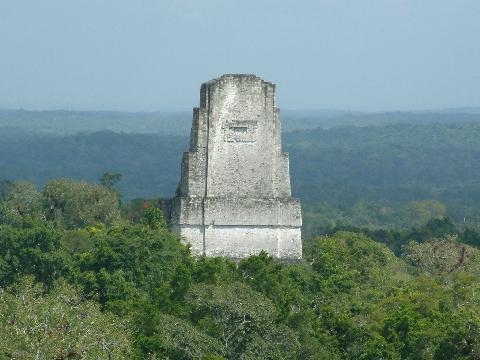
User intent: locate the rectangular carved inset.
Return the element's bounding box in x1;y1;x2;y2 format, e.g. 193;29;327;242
232;126;248;133
224;121;258;143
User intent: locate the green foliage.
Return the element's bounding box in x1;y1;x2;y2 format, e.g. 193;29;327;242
193;256;237;284
302;198;452;238
0;130;186;199
371;273;480;359
138;313;224;359
100;171;122;190
239;325;301;360
460;227;480;247
315;217;464;256
0;277;133;359
403;235;480;276
2;176;480;359
287;123;480;232
122;198;157;223
0;181;43;226
404;200;447;227
142;206;166;229
238;252;315;321
187;282;280;358
43;178;121;229
305;232;408;292
74;224;192;310
0;223;71;287
3;121;480;231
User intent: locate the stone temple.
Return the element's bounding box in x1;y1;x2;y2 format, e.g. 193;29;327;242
169;74;302;259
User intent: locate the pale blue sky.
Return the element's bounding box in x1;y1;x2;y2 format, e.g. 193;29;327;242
1;0;479;111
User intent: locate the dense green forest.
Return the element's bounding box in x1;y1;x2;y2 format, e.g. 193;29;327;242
2;111;480;358
2;114;480;233
288;123;480;234
2;178;480;359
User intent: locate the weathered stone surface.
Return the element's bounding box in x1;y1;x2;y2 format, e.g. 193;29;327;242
170;74;302;259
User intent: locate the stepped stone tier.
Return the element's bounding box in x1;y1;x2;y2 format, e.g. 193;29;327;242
170;74;302;259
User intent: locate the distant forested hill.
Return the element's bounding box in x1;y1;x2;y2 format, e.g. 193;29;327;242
285;123;480;232
2;108;480;135
0;109;193;135
287;123;480;202
1;120;480;231
0;130;185;199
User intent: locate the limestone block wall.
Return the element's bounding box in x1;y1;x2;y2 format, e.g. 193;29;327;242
171;224;301;259
170;74;302;259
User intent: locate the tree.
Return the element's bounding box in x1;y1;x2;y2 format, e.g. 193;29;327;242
43;179;121;229
137;313;224;359
407;217;458;243
0;180;14;200
186;282;282;358
100;172;122;191
371;273;480;359
402;235;480;275
142;206;166;229
0;277;133;359
239;324;301;360
400;200;447;228
75;223;192;311
0;223;71;287
305;232;408;293
0;181;43;227
238;252;313;321
100;172;123;205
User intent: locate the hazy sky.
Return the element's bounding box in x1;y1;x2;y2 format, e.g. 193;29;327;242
1;0;479;111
